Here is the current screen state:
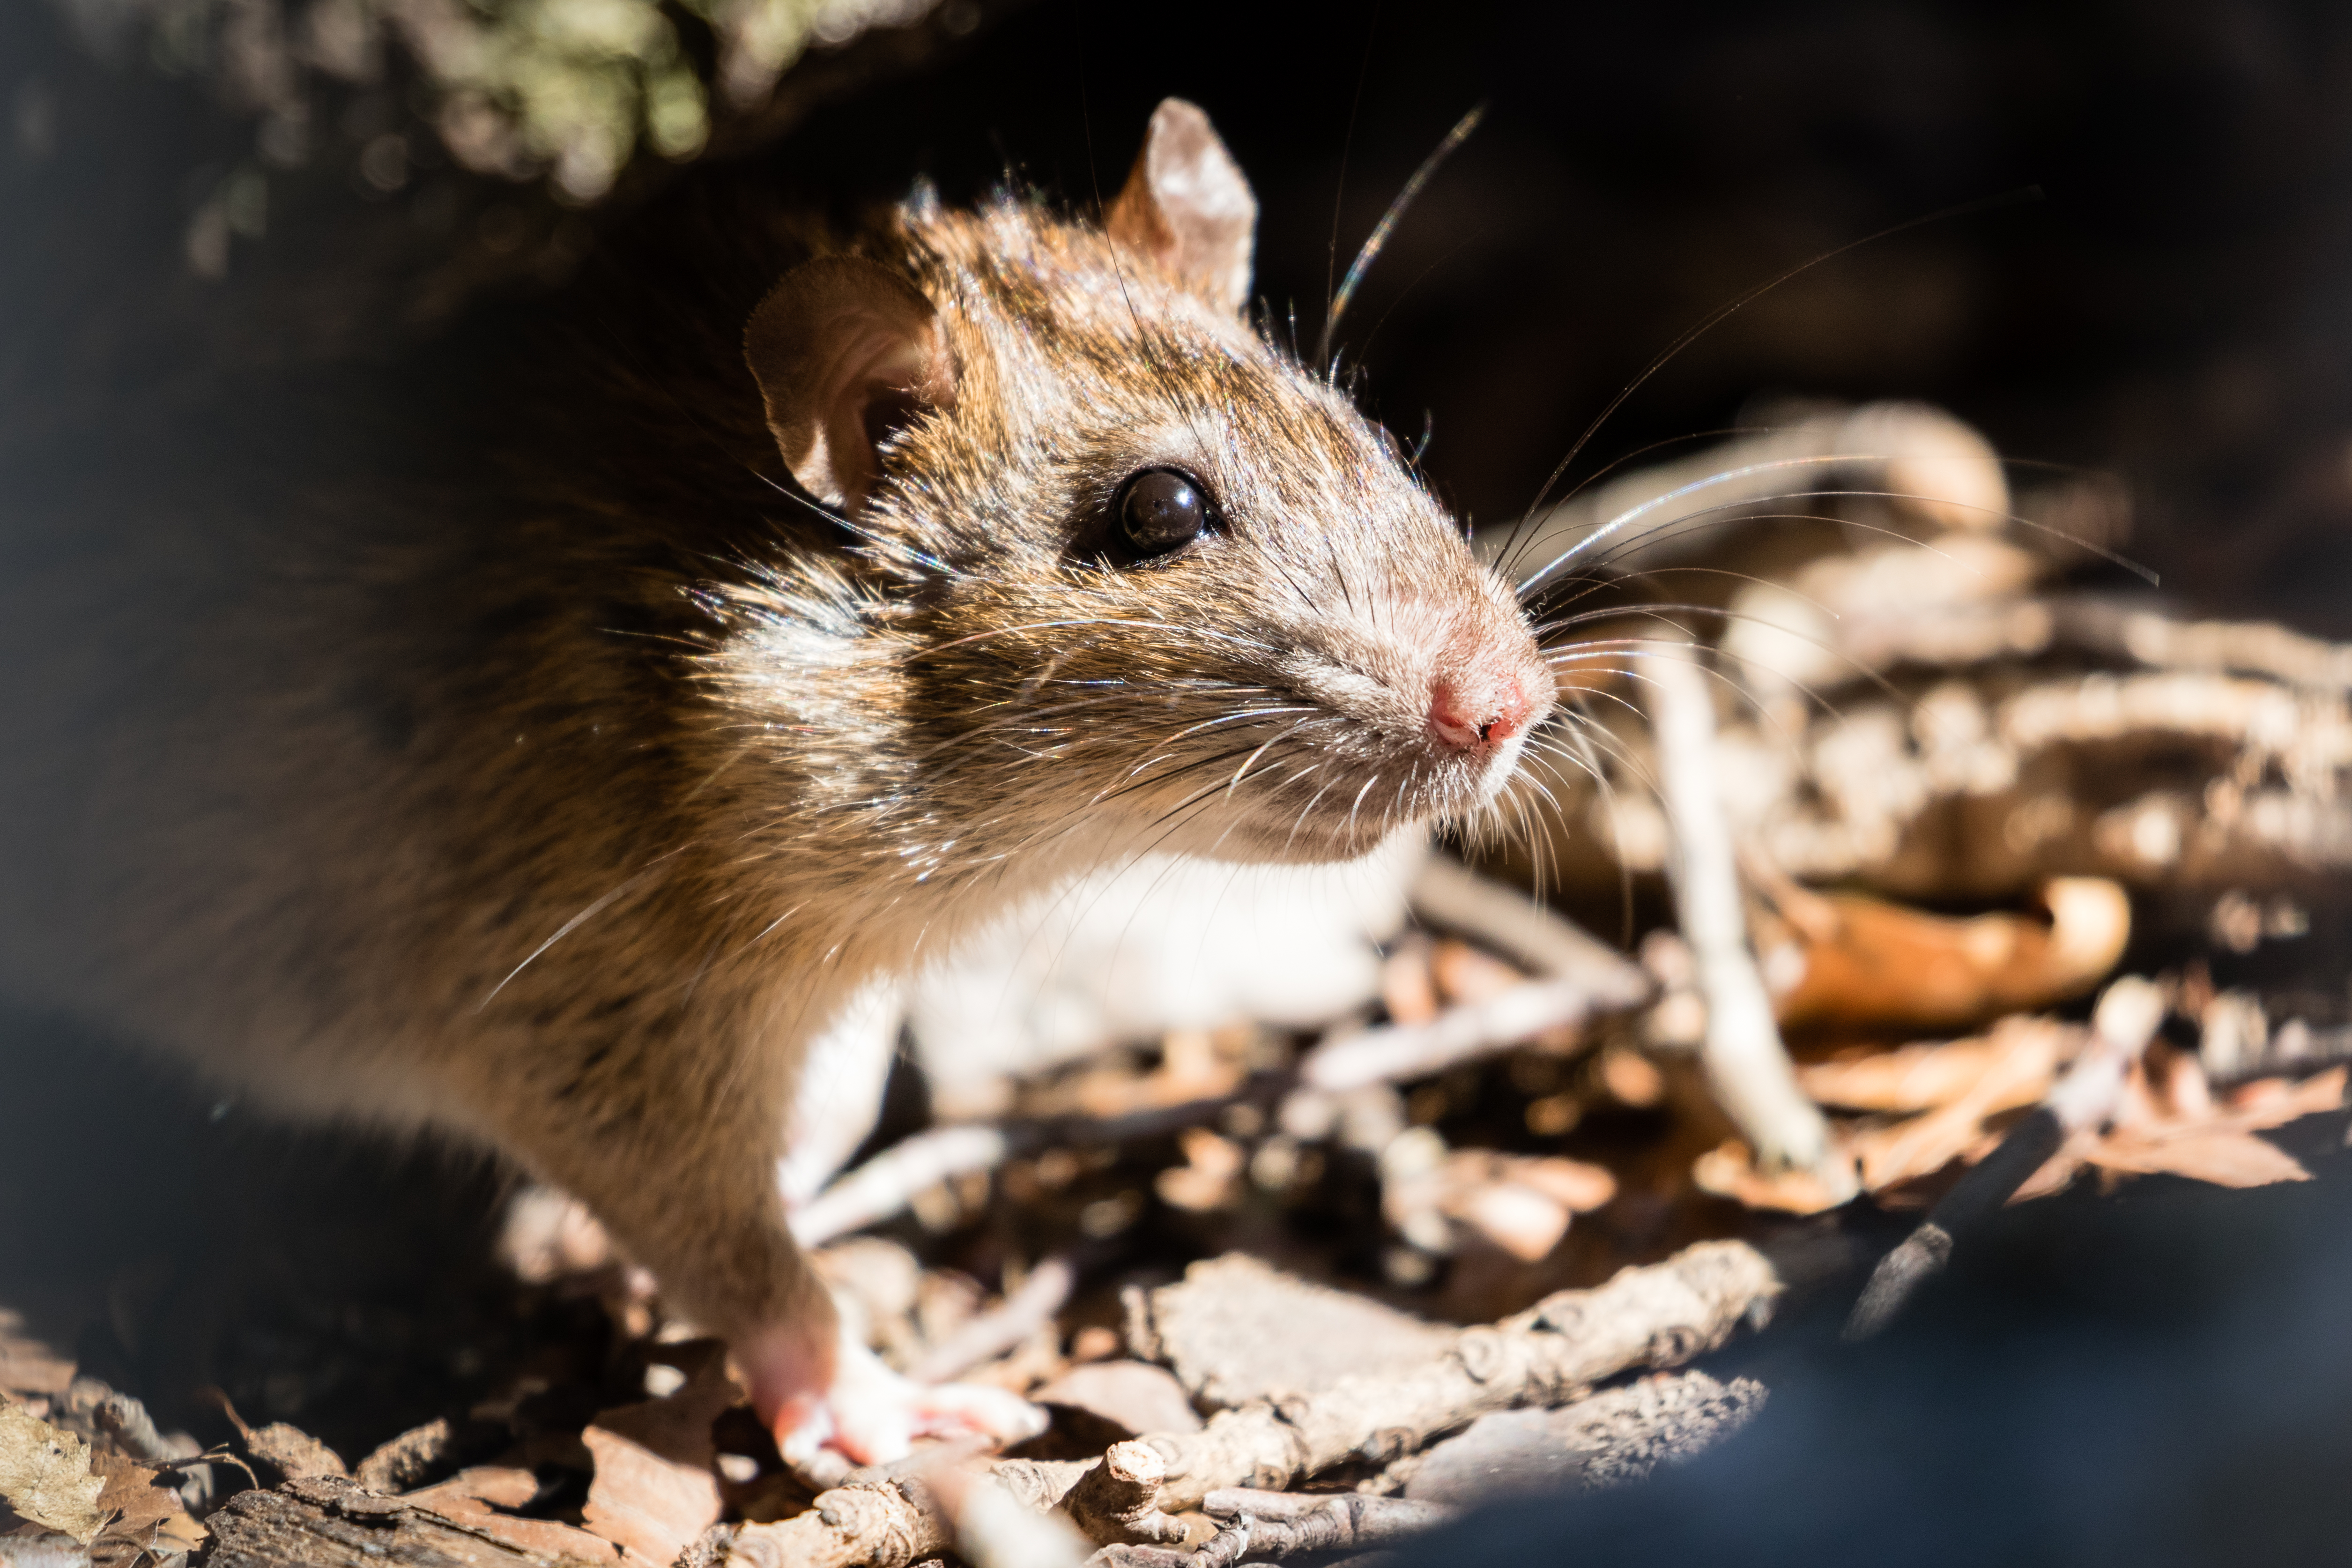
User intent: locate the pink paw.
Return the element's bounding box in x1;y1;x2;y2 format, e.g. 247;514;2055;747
742;1322;1047;1471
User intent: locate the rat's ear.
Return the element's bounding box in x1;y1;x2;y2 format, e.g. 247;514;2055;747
743;256;957;513
1106;98;1257;317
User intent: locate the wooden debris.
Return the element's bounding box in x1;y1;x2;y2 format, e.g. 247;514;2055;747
1128;1255;1454;1410
1401;1369;1764;1504
1132;1241;1779;1512
355;1419;456;1495
207;1475;619;1567
1031;1365;1202;1441
246;1423;349;1482
1646;640;1839;1180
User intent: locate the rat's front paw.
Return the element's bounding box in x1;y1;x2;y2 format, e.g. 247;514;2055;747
741;1321;1046;1472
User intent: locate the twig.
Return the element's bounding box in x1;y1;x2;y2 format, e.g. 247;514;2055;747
1202;1489;1450;1554
1132;1241;1778;1513
1845;975;2168;1339
791;1126;1010;1247
907;1256;1079;1384
1645;642;1839;1178
793;1096;1259;1247
1407;854;1653;996
1060;1443;1186;1546
722;1241;1779;1567
1299;978;1610;1094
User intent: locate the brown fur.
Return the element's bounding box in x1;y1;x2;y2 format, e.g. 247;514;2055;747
0;104;1551;1419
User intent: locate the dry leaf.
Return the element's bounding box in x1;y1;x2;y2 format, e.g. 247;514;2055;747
89;1451;206;1560
1768;878;2128;1033
2082;1065;2346;1189
1692;1141;1850;1215
1844;1019;2073;1191
2087;1129;2312;1187
0;1407;106;1544
245;1421;346;1480
1799;1036;2036;1113
580;1345;735;1565
2017;1065;2345;1201
406;1466;624;1562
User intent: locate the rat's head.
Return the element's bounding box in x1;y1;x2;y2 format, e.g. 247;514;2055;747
737;100;1552;868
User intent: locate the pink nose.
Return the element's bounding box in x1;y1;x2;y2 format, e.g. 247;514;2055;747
1428;675;1531;752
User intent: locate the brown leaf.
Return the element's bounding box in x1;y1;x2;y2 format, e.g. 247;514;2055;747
89;1450;206;1561
1846;1018;2072;1191
0;1407;106;1545
2087;1129;2312;1188
245;1422;346;1480
1798;1036;2042;1113
580;1345;735;1565
405;1467;625;1563
1769;878;2128;1033
403;1464;539;1514
1691;1141;1850;1215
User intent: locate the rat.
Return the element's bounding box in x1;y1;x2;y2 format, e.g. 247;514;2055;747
0;98;1556;1464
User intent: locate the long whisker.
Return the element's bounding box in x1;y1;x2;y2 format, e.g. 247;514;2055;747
1323;101;1486;364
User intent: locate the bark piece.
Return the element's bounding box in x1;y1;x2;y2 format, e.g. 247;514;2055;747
357;1419;457;1494
1032;1364;1202;1440
248;1423;349;1481
1135;1255;1456;1410
1400;1370;1766;1505
207;1475;618;1567
722;1242;1777;1566
580;1346;734;1565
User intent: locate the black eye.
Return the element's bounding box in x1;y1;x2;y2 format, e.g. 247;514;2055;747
1116;468;1215;558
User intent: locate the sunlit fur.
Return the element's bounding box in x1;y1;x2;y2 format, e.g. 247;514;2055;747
694;193;1555;951
0;170;1555;1385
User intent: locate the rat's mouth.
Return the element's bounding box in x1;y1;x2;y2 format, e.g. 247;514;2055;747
1133;707;1546;866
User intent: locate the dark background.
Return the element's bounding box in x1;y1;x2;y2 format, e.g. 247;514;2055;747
14;0;2352;626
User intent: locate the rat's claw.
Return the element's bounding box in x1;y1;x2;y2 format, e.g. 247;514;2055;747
754;1324;1046;1471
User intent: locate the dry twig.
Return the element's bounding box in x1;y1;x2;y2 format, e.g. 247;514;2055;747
1646;643;1840;1179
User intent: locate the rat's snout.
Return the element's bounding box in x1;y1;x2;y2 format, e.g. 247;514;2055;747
1428;671;1535;753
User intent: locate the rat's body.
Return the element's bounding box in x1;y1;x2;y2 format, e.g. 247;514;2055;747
0;102;1553;1458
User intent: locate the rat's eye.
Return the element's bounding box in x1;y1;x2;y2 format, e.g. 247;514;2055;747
1115;468;1216;558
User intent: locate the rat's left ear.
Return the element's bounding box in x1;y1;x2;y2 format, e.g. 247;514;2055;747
744;255;958;513
1106;98;1258;317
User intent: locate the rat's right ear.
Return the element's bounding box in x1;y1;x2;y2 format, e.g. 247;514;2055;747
743;256;957;514
1106;98;1258;317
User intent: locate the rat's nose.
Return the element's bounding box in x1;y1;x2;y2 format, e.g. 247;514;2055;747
1428;674;1532;752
